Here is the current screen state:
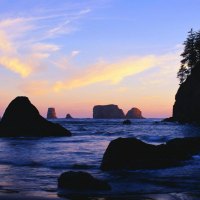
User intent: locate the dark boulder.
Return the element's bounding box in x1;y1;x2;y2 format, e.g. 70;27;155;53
126;107;144;119
100;137;200;171
93;104;125;119
122;119;131;125
58;171;111;191
66;114;73;119
0;96;71;137
173;62;200;123
47;108;57;119
162;117;176;122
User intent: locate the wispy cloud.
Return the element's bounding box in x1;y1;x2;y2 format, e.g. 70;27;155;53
0;4;90;77
53;50;80;70
53;52;179;91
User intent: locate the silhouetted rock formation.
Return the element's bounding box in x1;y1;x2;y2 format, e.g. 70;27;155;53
100;137;200;170
93;104;125;119
162;117;175;122
122;119;131;125
126;107;144;119
66;114;73;119
58;171;111;191
0;96;71;137
173;63;200;123
47;107;57;119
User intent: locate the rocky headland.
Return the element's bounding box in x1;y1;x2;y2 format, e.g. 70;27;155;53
172;62;200;123
0;96;71;137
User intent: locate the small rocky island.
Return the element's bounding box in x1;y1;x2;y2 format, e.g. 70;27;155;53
66;113;73;119
93;104;125;119
126;107;144;119
93;104;144;119
47;107;57;119
0;96;71;137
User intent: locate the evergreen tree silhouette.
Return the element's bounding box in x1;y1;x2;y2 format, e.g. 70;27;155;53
195;30;200;61
178;29;197;84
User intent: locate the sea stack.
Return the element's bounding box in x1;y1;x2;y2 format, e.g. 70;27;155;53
47;107;57;119
93;104;125;119
126;107;144;119
173;62;200;123
0;96;71;137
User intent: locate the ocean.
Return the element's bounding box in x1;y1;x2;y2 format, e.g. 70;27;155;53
0;118;200;199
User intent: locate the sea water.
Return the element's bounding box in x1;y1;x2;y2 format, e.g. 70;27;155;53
0;118;200;199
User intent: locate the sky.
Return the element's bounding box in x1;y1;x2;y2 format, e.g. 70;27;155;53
0;0;200;118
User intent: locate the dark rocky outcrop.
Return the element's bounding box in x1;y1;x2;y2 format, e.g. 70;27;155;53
47;108;57;119
0;96;71;137
66;114;73;119
58;171;111;191
126;107;144;119
162;117;175;122
100;137;200;171
122;119;131;125
173;63;200;123
93;104;125;119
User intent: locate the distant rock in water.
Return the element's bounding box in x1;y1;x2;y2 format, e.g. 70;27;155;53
93;104;125;119
58;171;111;191
0;96;71;137
173;62;200;123
66;113;73;119
122;119;131;125
100;137;200;171
126;107;144;119
47;107;57;119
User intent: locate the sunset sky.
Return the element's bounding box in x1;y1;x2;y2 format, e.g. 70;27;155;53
0;0;200;118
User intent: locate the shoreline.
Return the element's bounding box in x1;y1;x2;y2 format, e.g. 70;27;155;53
0;192;200;200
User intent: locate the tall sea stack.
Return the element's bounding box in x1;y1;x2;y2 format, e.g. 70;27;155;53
47;108;57;119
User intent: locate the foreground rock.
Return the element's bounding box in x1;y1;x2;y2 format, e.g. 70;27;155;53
101;137;200;170
93;104;125;119
58;171;111;191
0;96;71;137
66;114;73;119
126;107;144;119
47;107;57;119
173;62;200;123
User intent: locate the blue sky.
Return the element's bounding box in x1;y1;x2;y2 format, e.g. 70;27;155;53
0;0;200;118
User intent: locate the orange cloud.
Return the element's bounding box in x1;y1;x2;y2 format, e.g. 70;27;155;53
0;56;32;77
